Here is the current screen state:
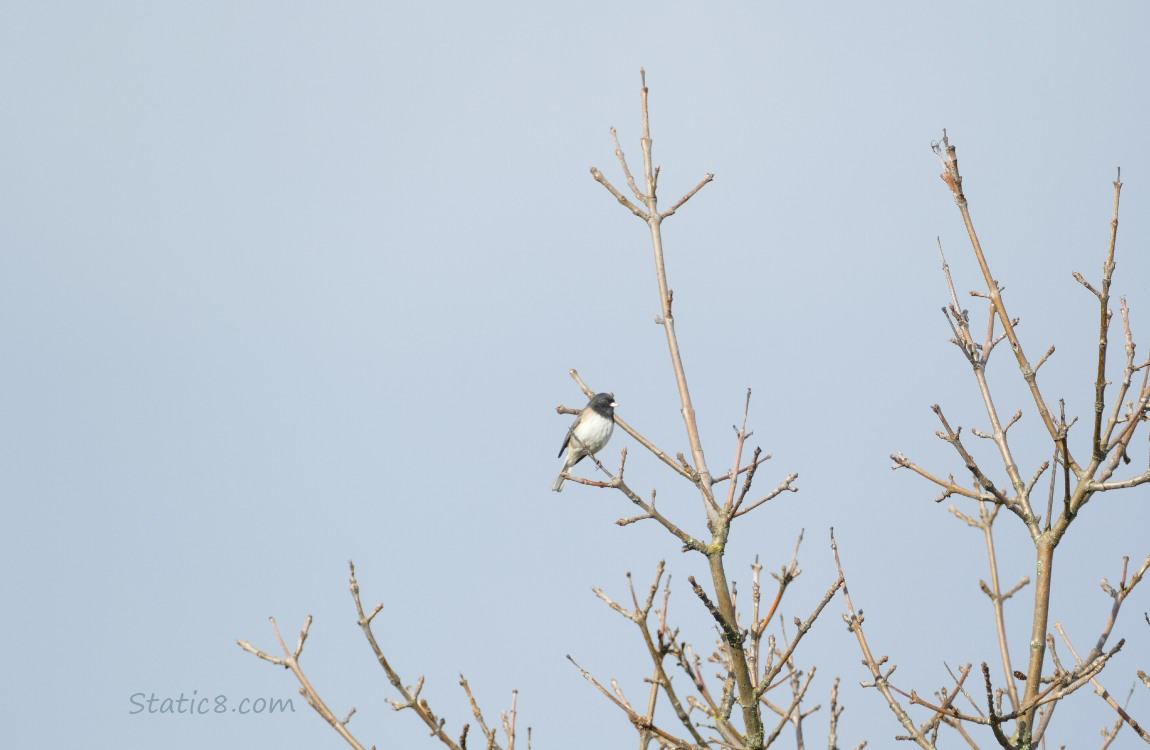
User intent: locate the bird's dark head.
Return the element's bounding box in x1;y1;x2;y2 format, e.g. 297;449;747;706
590;392;617;417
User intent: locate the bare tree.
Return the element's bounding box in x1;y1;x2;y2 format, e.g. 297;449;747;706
235;78;1148;750
237;72;852;750
569;70;846;750
835;132;1150;748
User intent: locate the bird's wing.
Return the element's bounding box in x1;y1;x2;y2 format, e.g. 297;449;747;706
558;415;580;457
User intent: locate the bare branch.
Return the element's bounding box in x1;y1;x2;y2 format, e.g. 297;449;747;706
1088;174;1124;462
661;173;715;219
1054;622;1150;742
831;529;934;749
238;615;370;750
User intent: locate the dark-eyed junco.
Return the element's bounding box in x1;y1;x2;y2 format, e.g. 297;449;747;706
552;392;617;492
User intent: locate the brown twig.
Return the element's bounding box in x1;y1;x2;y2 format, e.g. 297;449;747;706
348;562;467;749
1054;622;1150;742
933;132;1071;471
1087;171;1123;462
566;654;703;750
830;529;933;749
594;564;709;746
238;616;370;750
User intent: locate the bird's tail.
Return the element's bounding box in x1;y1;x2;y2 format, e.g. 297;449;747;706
551;471;566;492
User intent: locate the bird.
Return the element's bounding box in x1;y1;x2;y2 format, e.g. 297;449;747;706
552;392;617;492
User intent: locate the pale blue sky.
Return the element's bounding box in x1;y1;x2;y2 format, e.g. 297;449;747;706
2;3;1149;748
